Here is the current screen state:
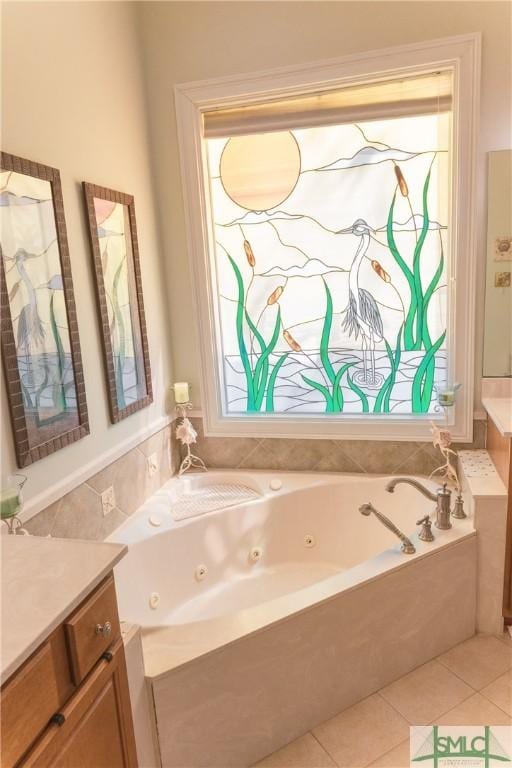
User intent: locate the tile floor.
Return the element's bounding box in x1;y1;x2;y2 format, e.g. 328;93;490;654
254;633;512;768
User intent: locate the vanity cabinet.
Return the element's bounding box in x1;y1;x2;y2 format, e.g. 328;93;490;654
1;574;137;768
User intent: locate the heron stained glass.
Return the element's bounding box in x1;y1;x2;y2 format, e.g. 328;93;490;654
206;112;450;415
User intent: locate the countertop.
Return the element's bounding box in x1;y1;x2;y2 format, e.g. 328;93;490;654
482;397;512;438
1;535;126;684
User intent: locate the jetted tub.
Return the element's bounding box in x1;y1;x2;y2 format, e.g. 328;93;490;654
109;470;477;768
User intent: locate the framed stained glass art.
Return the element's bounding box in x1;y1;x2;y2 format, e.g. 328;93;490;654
0;152;89;466
176;38;480;441
206;113;450;417
83;183;152;423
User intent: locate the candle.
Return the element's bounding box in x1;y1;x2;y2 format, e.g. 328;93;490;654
173;382;190;404
438;392;455;406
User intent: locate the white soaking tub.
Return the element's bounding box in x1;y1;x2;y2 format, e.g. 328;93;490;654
109;470;477;768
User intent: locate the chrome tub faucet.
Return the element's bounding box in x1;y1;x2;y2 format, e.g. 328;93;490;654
359;502;416;554
385;477;452;530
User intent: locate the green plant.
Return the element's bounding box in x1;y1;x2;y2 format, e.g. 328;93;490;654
346;371;369;412
373;326;402;414
386;166;446;413
228;253;287;412
412;330;446;413
300;280;358;412
386;168;444;353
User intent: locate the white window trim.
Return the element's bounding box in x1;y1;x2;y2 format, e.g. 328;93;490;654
175;33;480;442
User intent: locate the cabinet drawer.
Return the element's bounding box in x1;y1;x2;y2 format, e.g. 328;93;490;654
1;626;74;768
65;576;120;685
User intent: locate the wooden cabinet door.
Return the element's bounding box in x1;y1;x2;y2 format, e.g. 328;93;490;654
1;627;74;768
22;639;137;768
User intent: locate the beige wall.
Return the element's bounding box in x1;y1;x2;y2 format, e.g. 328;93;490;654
137;0;512;413
1;2;172;506
483;150;512;377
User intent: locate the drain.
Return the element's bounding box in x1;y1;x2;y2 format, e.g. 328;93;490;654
195;564;208;581
249;546;263;562
304;534;316;548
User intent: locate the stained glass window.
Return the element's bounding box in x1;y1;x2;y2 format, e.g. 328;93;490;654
206;110;450;416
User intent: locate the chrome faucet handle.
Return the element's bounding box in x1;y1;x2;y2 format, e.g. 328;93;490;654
452;492;466;519
435;483;452;530
416;515;434;542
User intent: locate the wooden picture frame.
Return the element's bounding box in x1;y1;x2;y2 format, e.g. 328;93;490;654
83;183;152;423
1;152;89;467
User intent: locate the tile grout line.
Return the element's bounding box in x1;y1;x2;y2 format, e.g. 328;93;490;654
478;664;512;692
367;737;410;768
425;689;481;725
335;444;368;474
478;686;512;719
235;438;265;469
375;659;477;726
429;643;512;716
47;496;63;537
392;443;428;475
375;689;415;727
433;653;482;690
309;729;341;767
357;692;413;766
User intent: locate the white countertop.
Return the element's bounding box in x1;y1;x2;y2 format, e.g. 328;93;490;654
482;397;512;438
1;535;126;683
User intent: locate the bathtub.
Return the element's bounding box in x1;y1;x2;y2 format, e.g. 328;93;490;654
109;470;477;768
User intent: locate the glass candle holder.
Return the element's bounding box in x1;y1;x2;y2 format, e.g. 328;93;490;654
0;475;25;520
434;382;461;408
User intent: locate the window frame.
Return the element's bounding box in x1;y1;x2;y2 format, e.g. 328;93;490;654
175;33;480;442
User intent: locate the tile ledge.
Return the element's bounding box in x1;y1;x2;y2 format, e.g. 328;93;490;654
459;450;508;498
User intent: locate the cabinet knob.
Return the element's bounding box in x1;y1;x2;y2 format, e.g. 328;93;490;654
95;621;112;638
51;713;66;726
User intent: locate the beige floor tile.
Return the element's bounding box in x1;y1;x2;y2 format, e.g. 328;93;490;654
434;692;512;725
497;630;512;647
481;670;512;716
367;740;411;768
254;733;336;768
437;634;512;689
313;694;410;768
380;660;474;725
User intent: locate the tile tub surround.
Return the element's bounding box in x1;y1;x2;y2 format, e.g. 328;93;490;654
24;425;180;540
23;417;485;540
149;536;476;768
181;417;487;475
255;633;512;768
